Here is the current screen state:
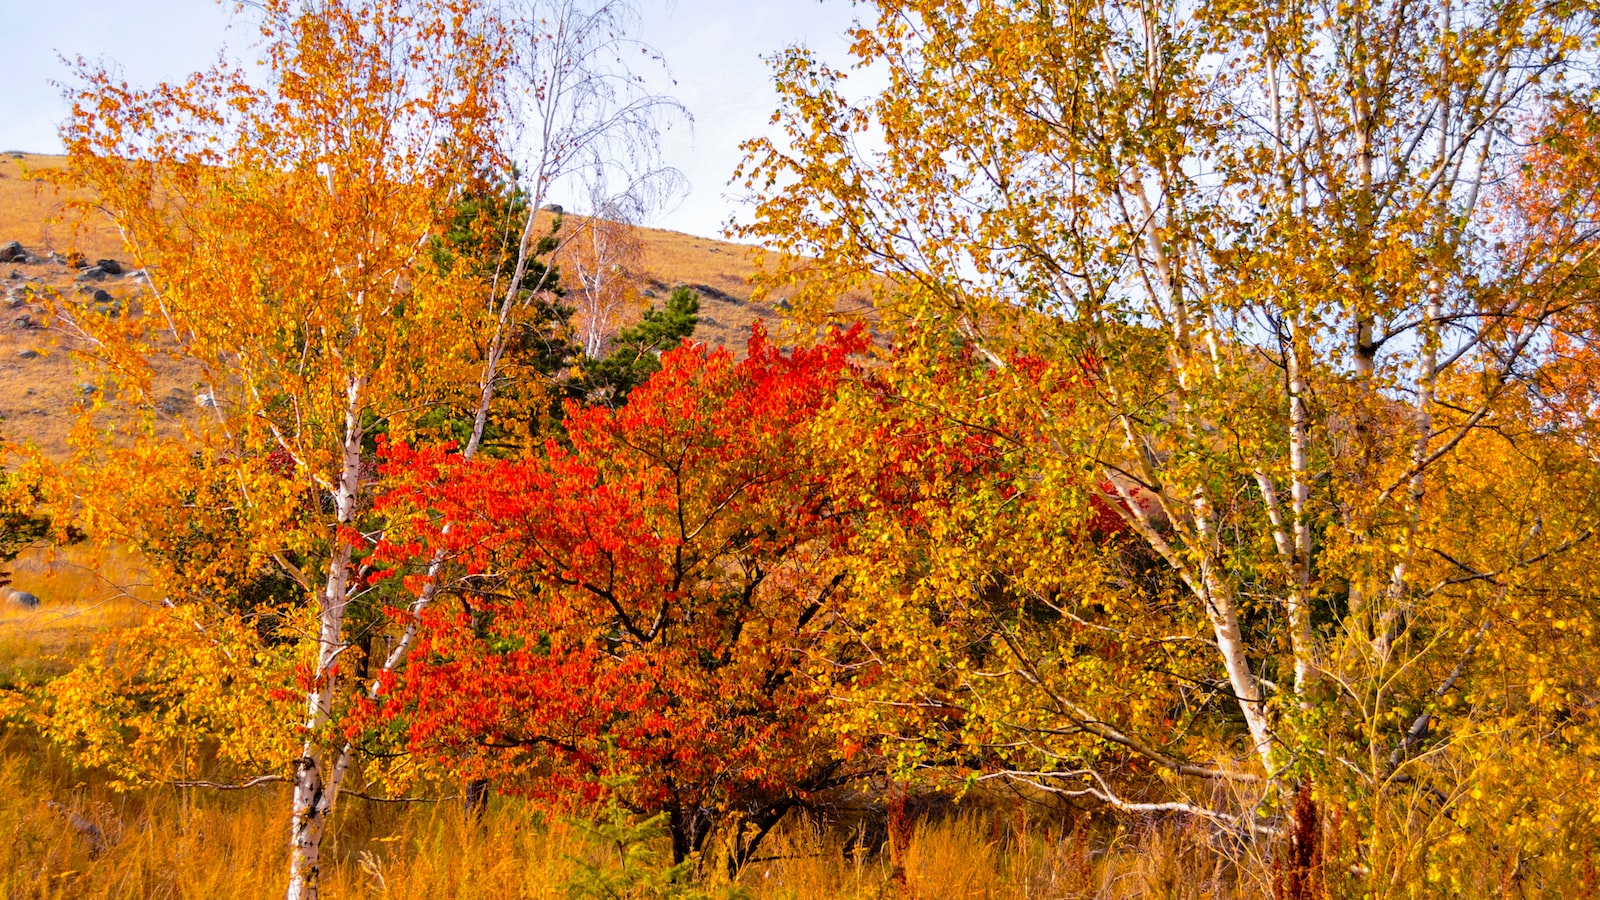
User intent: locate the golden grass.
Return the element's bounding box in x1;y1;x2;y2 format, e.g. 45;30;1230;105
5;541;154;605
0;545;150;689
1;584;1249;900
0;731;1263;900
621;221;875;351
0;154;125;262
1;581;1587;899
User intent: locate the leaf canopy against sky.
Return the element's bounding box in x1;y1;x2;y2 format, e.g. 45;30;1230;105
0;0;870;240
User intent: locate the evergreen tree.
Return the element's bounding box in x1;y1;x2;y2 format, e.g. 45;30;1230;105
572;285;700;408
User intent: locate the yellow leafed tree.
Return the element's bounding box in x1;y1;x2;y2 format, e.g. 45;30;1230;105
743;0;1600;890
42;2;689;895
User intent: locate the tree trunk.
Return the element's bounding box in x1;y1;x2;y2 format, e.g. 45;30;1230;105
1198;568;1278;774
287;751;330;900
286;375;365;900
1285;327;1317;702
464;778;491;822
667;805;713;867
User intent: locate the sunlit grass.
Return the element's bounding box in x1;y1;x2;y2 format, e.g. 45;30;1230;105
0;730;1261;900
0;154;126;262
1;583;1590;899
1;544;150;689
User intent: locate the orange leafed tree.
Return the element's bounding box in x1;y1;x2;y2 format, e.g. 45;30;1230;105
54;2;512;897
48;2;694;895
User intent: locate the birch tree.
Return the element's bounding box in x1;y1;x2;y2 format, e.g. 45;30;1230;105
571;175;647;359
741;0;1600;871
49;2;683;898
58;4;510;895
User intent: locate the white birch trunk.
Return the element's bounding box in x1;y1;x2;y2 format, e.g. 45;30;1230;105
1098;473;1278;775
287;374;365;900
308;195;558;836
1189;492;1278;773
1285;328;1316;701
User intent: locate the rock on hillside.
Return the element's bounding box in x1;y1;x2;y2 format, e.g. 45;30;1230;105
2;588;41;608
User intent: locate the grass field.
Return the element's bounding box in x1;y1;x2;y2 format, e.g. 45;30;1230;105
0;727;1255;900
0;154;125;261
0;578;1584;899
0;545;150;689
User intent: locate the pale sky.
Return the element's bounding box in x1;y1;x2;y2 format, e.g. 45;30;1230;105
0;0;868;240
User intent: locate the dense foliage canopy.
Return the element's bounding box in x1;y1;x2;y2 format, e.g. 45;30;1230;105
7;0;1600;896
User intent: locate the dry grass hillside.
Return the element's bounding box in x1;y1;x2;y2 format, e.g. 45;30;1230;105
0;152;860;462
552;211;805;350
0;154;138;462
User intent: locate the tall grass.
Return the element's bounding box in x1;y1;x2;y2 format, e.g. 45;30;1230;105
5;548;1592;898
7;718;1593;897
0;726;1263;900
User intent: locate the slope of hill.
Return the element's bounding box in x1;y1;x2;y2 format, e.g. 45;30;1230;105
1;154;164;460
0;153;827;460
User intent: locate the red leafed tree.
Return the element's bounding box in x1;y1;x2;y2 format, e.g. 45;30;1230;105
1502;103;1600;440
370;325;874;864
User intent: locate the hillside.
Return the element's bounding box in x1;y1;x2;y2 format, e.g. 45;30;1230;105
0;152;836;460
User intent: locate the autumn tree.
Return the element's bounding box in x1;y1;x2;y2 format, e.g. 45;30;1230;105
51;3;519;895
43;2;688;898
569;170;649;359
569;283;701;408
369;326;873;866
1508;100;1600;444
741;0;1600;883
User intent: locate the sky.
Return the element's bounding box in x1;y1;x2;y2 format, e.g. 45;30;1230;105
0;0;869;240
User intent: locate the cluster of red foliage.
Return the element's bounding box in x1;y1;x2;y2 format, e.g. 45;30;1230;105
361;324;1112;862
369;325;875;861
